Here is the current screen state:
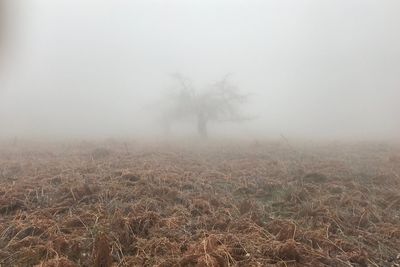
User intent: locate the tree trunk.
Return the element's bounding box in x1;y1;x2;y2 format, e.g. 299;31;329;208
197;113;208;138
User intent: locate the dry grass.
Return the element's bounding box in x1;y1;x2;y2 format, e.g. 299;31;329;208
0;140;400;266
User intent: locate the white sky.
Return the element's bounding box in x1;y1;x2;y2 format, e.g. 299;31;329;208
0;0;399;139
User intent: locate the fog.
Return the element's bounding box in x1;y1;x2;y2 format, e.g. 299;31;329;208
0;0;399;141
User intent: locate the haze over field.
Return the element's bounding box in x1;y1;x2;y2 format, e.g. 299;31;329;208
2;3;400;266
0;0;399;140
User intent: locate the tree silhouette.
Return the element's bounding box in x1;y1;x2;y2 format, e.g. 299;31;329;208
161;73;249;138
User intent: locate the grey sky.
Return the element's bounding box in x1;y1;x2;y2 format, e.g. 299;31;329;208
0;0;399;139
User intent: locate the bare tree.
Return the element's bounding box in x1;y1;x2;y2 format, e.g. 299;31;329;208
161;73;249;138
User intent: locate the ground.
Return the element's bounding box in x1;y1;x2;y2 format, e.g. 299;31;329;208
0;139;400;267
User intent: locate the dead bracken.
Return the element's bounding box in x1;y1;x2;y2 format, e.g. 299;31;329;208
120;173;141;182
0;141;400;266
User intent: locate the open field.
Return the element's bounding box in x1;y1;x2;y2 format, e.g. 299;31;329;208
0;140;400;266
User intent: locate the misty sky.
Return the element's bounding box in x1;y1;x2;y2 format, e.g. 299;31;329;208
0;0;399;139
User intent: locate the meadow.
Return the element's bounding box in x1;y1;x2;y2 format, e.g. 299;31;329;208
0;140;399;266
